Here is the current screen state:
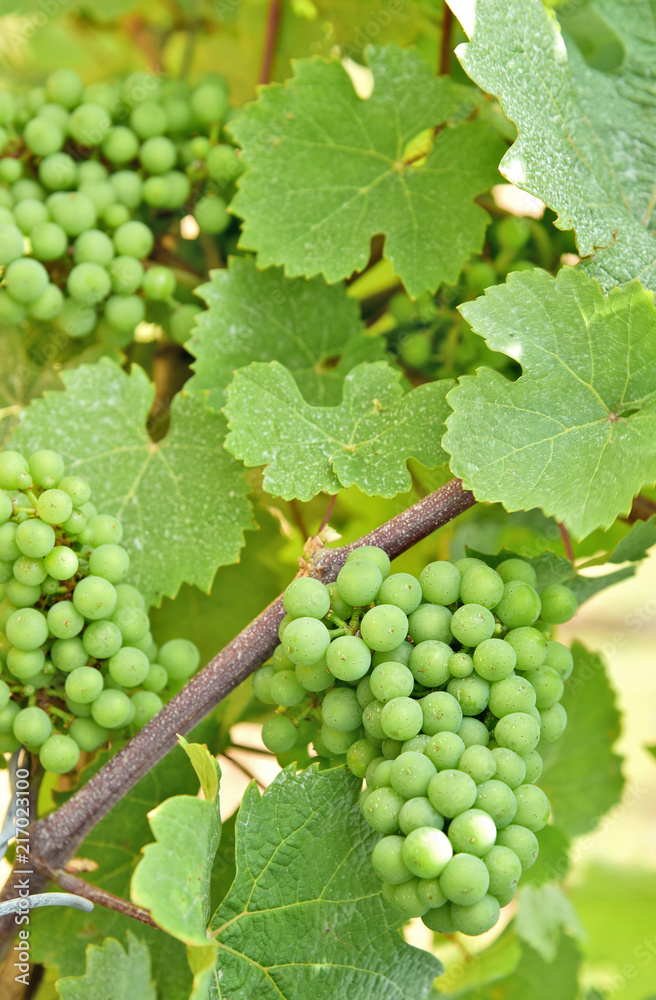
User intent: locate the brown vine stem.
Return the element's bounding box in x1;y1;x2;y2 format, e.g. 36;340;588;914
55;873;158;928
259;0;282;86
558;522;574;562
0;478;475;944
439;2;454;76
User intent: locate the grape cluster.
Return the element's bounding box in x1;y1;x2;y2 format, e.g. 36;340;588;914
253;546;577;936
0;447;200;774
0;67;243;346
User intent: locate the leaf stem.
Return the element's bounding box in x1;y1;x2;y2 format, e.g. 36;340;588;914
558;522;574;562
439;3;454;76
55;872;159;928
259;0;282;85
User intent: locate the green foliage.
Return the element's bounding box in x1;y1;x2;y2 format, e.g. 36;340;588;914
56;933;155;1000
515;885;584;963
211;766;442;998
230;45;504;297
189;256;384;408
445;270;656;538
455;934;582;1000
10;360;252;606
225;361;452;499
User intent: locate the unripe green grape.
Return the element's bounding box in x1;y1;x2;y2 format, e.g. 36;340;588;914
129;101;168;139
283;577;330;619
458;744;497;783
370;661;414;703
282;617;331;667
471;638;515;681
292;657;330;692
496;558;537;586
320;724;358;755
539;702;567;742
371;835;412;884
376;572;422;614
102;125;139;164
5;258;49;303
68;102;109;145
169;304;199;344
336;558;382;607
544;640;573;680
420;691;463;736
162;95;191;131
110;170;143;209
13;198;48;234
107;255;144;295
278;614;293;641
6;646;45;680
73;229;114;267
252;664;275;703
24;117;63;156
35;489;72;525
0;679;9;711
142;662;168;693
65;666;104;704
205;143;242;185
362;698;386;740
0;523;20;561
6;607;48;650
390;751;437;799
494;710;541;754
69;716;109;752
381;696;423;741
447;674;490;716
492;747;526;789
46;68;84;108
495;581;541;628
427;769;477;818
321;686;361;732
0;292;26;323
113;220;153;258
326;634;371;682
27;283;64;321
360;604;409;652
141;265;176;301
30;221;68;261
46;601;85;640
269;668;306;707
346;737;379;778
38;152;76;192
49;191;97;236
91;688;132;728
142;175;170;207
460;565;504;609
139;136;176;174
12;179;43;202
425;731;465;770
6;578;41;607
484;844;522;899
50;636;87;673
504;626;547;670
522;665;563;709
452;895;500;936
407;604;452;645
73;575;117;621
366;756;392;788
0;158;22;184
59;477;91;509
262;715;297;753
399;796;444;836
513;783;550;832
103;203;130;229
108;646;149;687
361;786;405;834
131;690;163;728
272;644;294;671
356;674;373;708
389;878;430;918
191;81;229;123
109;605;148;644
448;807;497;858
372;641;412;669
83;514;123;546
495;823;539;870
0;92;15;124
155;637;199;680
67;262;111;306
194;195;229;234
88;543;130;584
345;545;390;579
39;733;80;774
475;778;518;829
0;451;28;490
401;826;452;879
419;562;462;608
83;620;123;660
13;556;47;587
538;584;578;624
43;545;79;581
0;700;20;734
57;299;97;338
450;603;495;646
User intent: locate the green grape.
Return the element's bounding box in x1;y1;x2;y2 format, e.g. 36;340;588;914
162;95;191;131
0;700;20;734
504;626;547;670
14;519;54;559
109;606;148;644
161;170;190;208
0;292;25;323
5;257;49;303
49;192;97;237
361;787;405;834
131;690;163;728
293;657;329;691
13;198;48;234
108;255;144;294
283;577;330;619
494;711;540;754
366;757;393;788
67;262;111;305
65;666;104;704
282;617;331;667
12;556;47;587
422;904;455;933
82;620;122;660
371;835;412;884
452;895;500;936
321;724;357;754
27;283;64;321
36;488;73;525
408;640;451;687
269;668;305;707
346;545;390;579
448;808;497;857
336;558;382;607
425;731;465;770
447;675;490;716
43;545;79;581
475;779;518;829
416;878;447;911
6;608;48;650
495;824;539;870
346;738;379;778
360;604;408;652
439;853;490;906
104;294;145;332
375;573;422;615
278;614;293;641
0;523;20;561
0;679;9;710
0;158;22;183
91;688;132;729
6;579;41;607
488;676;536;718
113;582;144;610
513;784;550;832
169;303;199;344
101;125;139;164
539;703;567;742
252;664;275;702
372;641;412;668
0;453;28;492
401;827;452;879
458;745;497;783
72;229;114;267
69;716;109;752
190;81;229;123
129;101;167;139
68;102;109;145
322;687;361;732
88;543;130;584
522;665;563;709
399;796;444;835
381;696;423;741
472;638;517;681
206;143;242;185
492;747;526;789
496;558;537;586
390;751;437;799
38;152;77;191
24;117;63;156
47;600;85;639
388;878;430;918
538;584;578;624
427;770;477;818
51;636;87;672
407;604;452;644
141;265;176;301
108;646;149;687
484;844;522;899
141;662;167;693
369;661;414;703
544;640;573;680
13;706;52;747
450;603;495;646
46;68;84;108
459;565;504;610
420;691;463;736
495;581;541;628
83;514;123;546
56;299;97;338
0;92;16;124
113;220;153;258
356;674;373;708
73;576;117;621
523;749;543;784
362;699;386;740
326;634;371;682
39;734;80;774
139;136;176;174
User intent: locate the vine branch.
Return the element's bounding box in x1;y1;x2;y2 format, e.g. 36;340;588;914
259;0;282;85
55;873;158;928
0;477;475;946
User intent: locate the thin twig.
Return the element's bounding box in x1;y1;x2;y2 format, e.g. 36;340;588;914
317;495;336;535
439;3;454;76
0;478;476;948
558;522;574;562
222;752;267;790
287;498;309;540
259;0;282;85
56;873;158;928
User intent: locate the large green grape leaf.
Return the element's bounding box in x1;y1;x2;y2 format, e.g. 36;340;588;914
188;257;385;409
229;45;504;298
0;330;64;447
443;269;656;539
454;934;581;1000
447;0;656;291
10;360;252;607
210;766;442;999
540;642;624;838
56;934;155;1000
131;743;222;948
515;886;584;963
224;361;452;500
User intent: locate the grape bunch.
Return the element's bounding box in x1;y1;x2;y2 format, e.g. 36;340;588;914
0;67;243;346
0;447;200;774
252;545;577;936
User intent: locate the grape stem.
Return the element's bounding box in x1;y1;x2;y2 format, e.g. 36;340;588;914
0;477;476;945
54;872;158;928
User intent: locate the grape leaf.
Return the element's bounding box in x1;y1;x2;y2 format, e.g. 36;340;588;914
56;933;155;1000
443;268;656;539
609;515;656;563
0;330;64;448
447;0;656;291
434;927;522;995
131;743;222;948
10;359;252;607
456;934;581;1000
224;360;452;500
188;257;385;409
515;886;584;964
540;642;624;838
210;766;442;999
229;45;504;298
519;824;571;888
